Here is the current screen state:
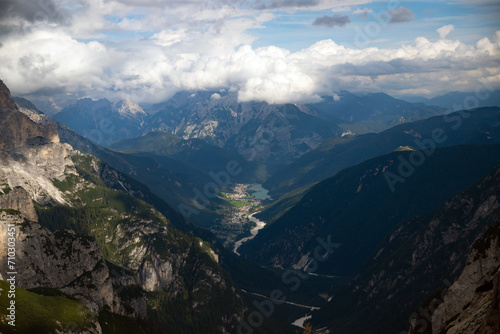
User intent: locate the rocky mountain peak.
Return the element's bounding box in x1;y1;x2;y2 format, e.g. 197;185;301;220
0;79;16;110
114;100;146;117
0;80;60;153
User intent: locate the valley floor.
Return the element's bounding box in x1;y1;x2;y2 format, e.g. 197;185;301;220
209;184;269;250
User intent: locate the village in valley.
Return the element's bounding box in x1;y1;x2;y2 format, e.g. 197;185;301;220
209;184;269;250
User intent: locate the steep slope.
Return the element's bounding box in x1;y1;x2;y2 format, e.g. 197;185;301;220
239;144;500;277
408;220;500;334
0;79;246;333
265;106;500;197
310;162;500;334
0;279;101;334
109;131;258;183
53;98;147;146
16;100;229;228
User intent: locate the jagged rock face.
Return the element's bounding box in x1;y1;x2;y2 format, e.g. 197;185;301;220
409;220;500;334
0;81;16;110
0;211;112;312
14;96;55;126
0;80;59;153
0;80;245;331
0;80;71;205
0;186;38;222
0;209;147;319
145;91;339;168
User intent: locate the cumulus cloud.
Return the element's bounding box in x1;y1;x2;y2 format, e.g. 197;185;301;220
0;0;499;105
0;0;69;24
388;6;415;23
313;14;350;28
0;29;109;96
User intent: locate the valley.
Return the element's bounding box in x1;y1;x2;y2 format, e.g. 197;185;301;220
2;78;500;333
209;183;269;253
2;2;500;333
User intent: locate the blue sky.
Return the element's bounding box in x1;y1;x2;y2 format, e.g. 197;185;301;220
0;0;499;104
246;1;499;50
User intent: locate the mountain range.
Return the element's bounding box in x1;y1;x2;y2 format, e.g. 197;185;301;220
239;143;500;276
2;77;500;334
44;90;445;175
0;80;247;333
263;106;500;198
400;90;500;111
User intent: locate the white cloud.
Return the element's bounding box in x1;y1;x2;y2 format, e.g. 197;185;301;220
152;29;187;47
353;7;372;18
437;24;454;39
0;28;110;96
0;0;499;104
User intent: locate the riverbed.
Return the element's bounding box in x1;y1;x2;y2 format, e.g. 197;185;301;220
233;212;266;255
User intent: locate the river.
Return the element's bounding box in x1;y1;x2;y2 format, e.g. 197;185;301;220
233;212;266;255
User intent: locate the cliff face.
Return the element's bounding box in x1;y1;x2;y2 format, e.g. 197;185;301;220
0;208;147;323
0;80;245;332
0;79;72;205
0;211;114;313
0;80;59;153
409;220;500;334
0;186;38;222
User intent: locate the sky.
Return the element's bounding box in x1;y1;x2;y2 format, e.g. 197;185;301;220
0;0;499;105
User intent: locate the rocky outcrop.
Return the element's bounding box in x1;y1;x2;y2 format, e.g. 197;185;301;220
0;80;16;110
14;96;55;126
0;80;59;154
0;210;111;312
0;80;72;205
0;209;147;318
409;220;500;334
0;186;38;222
1;80;245;332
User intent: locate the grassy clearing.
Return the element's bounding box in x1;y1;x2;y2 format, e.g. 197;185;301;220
0;280;97;334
